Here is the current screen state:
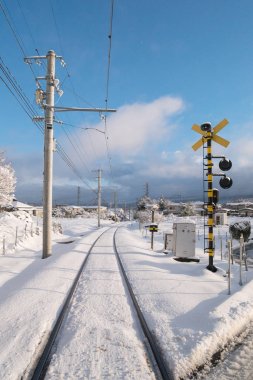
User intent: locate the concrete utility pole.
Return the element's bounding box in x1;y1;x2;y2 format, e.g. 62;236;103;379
93;169;102;227
25;50;116;259
145;182;149;197
98;169;102;227
114;191;117;221
77;186;80;206
43;50;56;258
151;210;155;250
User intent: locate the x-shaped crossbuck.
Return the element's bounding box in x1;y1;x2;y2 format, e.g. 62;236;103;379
192;118;230;151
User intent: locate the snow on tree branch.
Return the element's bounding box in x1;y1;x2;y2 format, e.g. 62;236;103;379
0;152;16;207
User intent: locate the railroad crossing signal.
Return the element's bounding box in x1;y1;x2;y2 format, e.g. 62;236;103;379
149;224;158;232
192;119;232;272
192;118;230;151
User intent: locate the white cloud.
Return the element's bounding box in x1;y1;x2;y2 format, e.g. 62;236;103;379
69;96;184;163
142;150;200;179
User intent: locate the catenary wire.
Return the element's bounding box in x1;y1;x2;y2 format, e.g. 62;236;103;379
49;0;101;171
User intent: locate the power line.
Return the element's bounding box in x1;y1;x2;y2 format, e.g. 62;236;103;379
61;126;92;175
2;0;97;191
0;0;38;82
0;56;97;194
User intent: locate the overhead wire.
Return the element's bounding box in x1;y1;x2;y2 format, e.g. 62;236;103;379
46;2;101;193
103;0;115;178
1;0;97;194
0;0;39;84
0;56;97;193
50;0;116;181
105;0;115;110
49;0;100;177
61;126;92;175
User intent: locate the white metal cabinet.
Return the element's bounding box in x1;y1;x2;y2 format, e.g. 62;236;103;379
172;222;196;257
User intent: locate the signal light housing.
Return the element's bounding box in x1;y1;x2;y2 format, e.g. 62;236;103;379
219;176;233;189
219;158;232;171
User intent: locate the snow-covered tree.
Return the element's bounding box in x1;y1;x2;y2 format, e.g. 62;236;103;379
181;203;195;216
136;195;159;211
136;196;152;211
0;153;16;207
158;196;171;212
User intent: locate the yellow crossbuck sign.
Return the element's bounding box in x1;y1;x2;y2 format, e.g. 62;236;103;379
192;118;230;151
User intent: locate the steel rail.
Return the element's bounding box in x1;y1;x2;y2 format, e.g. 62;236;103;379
113;228;174;380
30;227;112;380
31;226;174;380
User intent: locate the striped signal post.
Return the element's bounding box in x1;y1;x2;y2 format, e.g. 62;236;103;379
192;119;230;272
206;130;215;271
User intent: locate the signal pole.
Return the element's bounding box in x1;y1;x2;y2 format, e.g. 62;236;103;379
43;50;56;258
206;132;215;271
192;119;231;273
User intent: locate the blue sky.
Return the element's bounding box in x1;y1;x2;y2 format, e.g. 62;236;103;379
1;0;253;205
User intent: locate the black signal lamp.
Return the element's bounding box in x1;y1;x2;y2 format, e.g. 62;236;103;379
219;158;232;171
200;122;212;132
220;176;233;189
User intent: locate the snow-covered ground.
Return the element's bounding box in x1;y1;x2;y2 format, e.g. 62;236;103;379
1;212;253;379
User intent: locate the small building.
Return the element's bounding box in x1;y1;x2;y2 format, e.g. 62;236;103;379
12;199;43;217
163;202;185;215
82;205;107;212
239;208;253;217
215;212;228;225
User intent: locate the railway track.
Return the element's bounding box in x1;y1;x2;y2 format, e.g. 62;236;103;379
30;226;173;380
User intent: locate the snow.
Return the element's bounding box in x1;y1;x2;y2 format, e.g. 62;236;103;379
1;212;253;379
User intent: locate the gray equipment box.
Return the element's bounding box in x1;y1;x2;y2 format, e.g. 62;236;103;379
172;222;196;257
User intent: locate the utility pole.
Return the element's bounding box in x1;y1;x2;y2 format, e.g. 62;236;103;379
98;170;101;227
151;209;155;250
77;186;80;206
93;169;102;227
25;50;116;259
145;182;149;197
43;50;55;258
114;191;117;221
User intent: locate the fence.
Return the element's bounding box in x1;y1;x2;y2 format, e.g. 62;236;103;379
1;219;62;255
